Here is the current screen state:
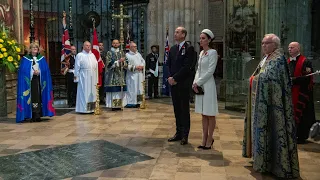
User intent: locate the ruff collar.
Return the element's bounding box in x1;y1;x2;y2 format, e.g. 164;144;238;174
111;47;120;52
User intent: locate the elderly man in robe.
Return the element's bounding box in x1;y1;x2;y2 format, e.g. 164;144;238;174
242;34;300;178
124;42;145;108
74;41;98;113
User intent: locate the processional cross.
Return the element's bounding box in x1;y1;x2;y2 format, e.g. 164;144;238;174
111;4;131;110
112;4;131;50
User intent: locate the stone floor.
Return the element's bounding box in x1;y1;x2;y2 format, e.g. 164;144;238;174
0;98;319;180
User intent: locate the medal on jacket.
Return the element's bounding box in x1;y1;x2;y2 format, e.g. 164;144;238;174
181;46;185;55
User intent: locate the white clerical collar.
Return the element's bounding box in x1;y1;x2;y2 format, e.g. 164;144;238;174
111;47;119;52
290;53;300;61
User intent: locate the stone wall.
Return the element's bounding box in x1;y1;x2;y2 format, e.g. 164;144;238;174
6;72;17;114
147;0;208;61
223;0;315;110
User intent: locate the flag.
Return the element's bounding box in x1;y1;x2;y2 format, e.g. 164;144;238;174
162;29;170;96
125;24;130;52
60;14;71;75
92;28;105;86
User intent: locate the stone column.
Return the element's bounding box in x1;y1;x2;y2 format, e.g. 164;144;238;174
264;0;312;54
194;0;204;52
285;0;312;54
264;0;286;46
157;0;163;58
147;0;204;52
147;0;157;55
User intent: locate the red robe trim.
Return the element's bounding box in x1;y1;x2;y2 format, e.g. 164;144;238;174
288;55;313;123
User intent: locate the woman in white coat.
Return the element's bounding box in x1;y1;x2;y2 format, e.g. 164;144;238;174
192;29;219;150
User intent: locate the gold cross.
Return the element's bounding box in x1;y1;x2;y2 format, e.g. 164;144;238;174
112;4;131;50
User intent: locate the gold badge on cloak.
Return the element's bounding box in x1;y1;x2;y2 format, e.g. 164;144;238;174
306;67;311;73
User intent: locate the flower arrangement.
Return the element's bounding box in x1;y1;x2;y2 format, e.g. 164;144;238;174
0;30;22;72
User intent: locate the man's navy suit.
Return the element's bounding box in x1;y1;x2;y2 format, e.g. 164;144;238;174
167;42;195;139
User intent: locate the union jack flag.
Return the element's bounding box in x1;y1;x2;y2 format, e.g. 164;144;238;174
162;29;170;96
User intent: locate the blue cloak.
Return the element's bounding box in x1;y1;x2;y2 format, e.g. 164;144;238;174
16;54;55;123
242;49;299;178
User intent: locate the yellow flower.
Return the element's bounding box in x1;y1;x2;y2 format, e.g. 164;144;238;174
11;40;15;44
15;47;21;52
17;55;20;60
8;56;13;62
7;41;11;45
0;39;3;43
0;44;3;48
14;62;18;66
3;52;8;57
0;54;3;58
1;48;6;52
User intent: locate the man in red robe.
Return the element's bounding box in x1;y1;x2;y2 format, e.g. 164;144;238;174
288;42;316;144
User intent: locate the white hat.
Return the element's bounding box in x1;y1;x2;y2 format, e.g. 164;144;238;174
201;29;214;39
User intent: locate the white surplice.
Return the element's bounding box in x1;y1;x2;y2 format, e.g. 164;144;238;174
74;50;98;113
124;51;145;105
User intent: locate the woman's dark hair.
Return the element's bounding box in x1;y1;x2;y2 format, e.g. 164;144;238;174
202;32;215;49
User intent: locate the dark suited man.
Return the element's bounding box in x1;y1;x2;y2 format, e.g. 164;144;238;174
99;42;107;103
146;45;159;99
167;27;195;145
66;46;77;107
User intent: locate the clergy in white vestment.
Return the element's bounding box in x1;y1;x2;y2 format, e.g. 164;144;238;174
74;41;98;113
124;42;145;108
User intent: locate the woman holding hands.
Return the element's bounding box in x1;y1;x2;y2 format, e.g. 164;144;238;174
192;29;219;149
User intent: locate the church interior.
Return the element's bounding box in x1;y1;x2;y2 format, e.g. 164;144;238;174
0;0;319;179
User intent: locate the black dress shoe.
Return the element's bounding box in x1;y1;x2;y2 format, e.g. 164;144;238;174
197;145;205;149
168;135;182;142
180;138;188;145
